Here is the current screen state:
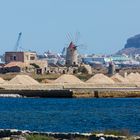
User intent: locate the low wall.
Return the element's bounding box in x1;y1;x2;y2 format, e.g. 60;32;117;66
71;88;140;98
0;83;140;98
0;89;73;98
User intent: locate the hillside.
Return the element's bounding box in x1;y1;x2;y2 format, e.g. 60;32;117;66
117;34;140;55
125;34;140;49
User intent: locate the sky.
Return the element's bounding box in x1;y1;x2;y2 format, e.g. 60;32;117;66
0;0;140;55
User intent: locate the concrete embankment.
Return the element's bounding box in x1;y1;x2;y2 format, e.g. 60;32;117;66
0;84;140;98
63;84;140;98
0;89;73;98
72;89;140;98
0;84;72;98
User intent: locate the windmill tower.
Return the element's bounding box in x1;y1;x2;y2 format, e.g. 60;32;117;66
66;41;78;66
65;32;86;67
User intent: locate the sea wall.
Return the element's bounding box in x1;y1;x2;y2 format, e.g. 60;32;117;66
63;83;140;98
0;83;140;98
0;88;140;98
0;89;73;98
72;89;140;98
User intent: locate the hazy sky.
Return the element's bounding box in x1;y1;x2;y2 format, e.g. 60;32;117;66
0;0;140;55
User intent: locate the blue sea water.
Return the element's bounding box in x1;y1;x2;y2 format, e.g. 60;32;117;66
0;98;140;133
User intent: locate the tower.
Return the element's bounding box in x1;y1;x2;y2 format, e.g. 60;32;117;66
66;42;78;66
108;62;115;76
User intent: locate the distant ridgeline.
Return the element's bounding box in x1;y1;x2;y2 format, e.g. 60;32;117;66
125;34;140;49
117;34;140;55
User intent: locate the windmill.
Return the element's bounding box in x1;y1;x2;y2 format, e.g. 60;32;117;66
65;32;86;66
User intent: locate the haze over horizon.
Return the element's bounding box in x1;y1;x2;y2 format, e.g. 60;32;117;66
0;0;140;55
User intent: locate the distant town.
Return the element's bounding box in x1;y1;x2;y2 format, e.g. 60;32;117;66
0;32;140;75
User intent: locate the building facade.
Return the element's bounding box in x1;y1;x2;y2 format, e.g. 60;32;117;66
5;51;37;64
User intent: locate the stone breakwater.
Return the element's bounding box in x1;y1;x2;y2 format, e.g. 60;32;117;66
0;129;136;140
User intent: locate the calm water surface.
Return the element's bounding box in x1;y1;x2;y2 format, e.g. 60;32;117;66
0;98;140;133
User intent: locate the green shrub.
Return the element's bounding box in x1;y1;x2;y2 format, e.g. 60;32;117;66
103;129;131;136
92;129;131;136
26;134;55;140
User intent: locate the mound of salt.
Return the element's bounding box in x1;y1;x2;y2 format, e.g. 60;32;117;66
54;74;84;84
86;73;115;84
125;73;140;83
8;75;39;85
0;77;6;84
111;73;129;83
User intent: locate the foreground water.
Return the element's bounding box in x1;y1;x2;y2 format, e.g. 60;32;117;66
0;98;140;133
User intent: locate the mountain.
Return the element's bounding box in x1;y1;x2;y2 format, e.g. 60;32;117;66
125;34;140;49
117;34;140;55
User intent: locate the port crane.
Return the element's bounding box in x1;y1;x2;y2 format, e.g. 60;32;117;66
14;32;22;51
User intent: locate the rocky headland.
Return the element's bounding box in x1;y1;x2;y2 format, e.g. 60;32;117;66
117;34;140;55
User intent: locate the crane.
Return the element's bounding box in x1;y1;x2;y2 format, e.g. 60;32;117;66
61;47;66;56
14;32;22;51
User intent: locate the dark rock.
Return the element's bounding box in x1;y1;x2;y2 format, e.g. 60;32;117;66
0;130;22;138
125;34;140;49
117;34;140;55
0;129;137;140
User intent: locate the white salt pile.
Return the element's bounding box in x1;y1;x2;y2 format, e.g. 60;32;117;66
7;75;39;85
111;73;129;83
54;74;84;84
86;73;115;84
125;72;140;83
0;77;6;84
136;72;140;76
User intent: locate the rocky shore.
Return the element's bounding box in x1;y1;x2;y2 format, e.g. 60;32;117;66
0;129;139;140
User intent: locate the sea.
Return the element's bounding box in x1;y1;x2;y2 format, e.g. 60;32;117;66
0;98;140;133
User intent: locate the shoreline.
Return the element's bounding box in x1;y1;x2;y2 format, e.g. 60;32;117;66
0;129;136;140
